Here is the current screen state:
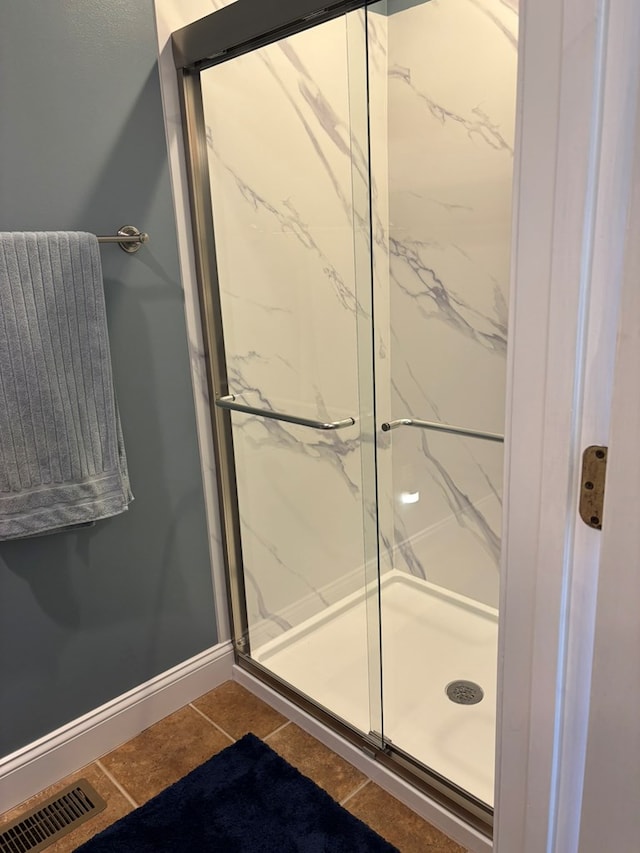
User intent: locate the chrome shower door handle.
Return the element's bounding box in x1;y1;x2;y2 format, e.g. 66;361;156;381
215;395;356;431
381;417;504;443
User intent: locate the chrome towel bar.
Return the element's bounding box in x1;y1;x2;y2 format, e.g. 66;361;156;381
215;395;356;431
381;417;504;443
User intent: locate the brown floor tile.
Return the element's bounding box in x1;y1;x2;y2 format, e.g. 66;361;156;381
266;722;366;802
345;783;467;853
192;680;287;740
0;690;468;853
99;705;232;805
0;763;133;853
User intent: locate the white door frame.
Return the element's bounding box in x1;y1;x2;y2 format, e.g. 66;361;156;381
496;0;640;851
578;62;640;850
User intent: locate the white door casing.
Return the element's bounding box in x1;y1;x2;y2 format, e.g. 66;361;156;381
496;0;640;851
577;9;640;849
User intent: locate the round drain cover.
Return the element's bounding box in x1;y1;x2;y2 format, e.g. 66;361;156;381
445;680;484;705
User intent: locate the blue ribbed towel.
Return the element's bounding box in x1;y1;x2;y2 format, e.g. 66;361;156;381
0;231;133;540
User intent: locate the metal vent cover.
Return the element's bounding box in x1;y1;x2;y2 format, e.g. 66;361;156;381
446;680;484;705
0;779;106;853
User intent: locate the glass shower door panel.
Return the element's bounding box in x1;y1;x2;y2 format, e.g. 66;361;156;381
201;13;381;741
368;0;517;808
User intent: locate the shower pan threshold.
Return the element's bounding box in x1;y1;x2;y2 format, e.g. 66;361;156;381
253;570;497;807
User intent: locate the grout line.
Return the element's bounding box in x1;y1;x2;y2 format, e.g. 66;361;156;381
188;703;235;743
95;760;139;809
340;778;371;807
263;721;291;742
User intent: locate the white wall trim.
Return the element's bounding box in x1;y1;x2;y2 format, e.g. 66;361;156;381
233;664;492;853
153;0;231;643
495;0;571;839
0;641;234;813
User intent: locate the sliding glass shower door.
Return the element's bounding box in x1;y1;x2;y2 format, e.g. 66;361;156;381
176;0;516;827
368;0;515;811
197;11;384;745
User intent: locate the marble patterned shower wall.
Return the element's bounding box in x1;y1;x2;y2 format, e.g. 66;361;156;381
378;0;518;607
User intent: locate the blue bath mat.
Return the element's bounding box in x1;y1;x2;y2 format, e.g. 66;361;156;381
75;733;398;852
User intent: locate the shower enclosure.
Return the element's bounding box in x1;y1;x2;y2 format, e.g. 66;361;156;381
173;0;516;833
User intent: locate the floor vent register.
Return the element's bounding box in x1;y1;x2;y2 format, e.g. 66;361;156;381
0;779;106;853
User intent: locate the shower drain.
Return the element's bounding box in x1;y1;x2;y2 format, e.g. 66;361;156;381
445;680;484;705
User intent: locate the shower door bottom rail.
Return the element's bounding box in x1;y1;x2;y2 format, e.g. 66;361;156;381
235;652;493;836
215;394;356;431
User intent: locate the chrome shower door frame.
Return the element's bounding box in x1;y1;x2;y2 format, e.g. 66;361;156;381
173;0;493;836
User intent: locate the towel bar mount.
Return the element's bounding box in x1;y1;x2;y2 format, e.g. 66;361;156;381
97;225;149;253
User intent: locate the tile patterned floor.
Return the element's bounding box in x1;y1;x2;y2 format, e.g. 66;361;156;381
0;681;467;852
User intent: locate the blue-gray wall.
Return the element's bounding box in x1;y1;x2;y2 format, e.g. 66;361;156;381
0;0;217;755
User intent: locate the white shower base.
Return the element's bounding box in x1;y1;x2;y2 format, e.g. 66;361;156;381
253;570;497;806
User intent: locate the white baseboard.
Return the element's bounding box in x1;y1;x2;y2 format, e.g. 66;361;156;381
0;641;234;813
233;664;492;853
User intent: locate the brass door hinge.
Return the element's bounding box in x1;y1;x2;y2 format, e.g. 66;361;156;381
579;445;607;529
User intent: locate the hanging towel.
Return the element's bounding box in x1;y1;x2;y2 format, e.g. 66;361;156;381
0;231;133;540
